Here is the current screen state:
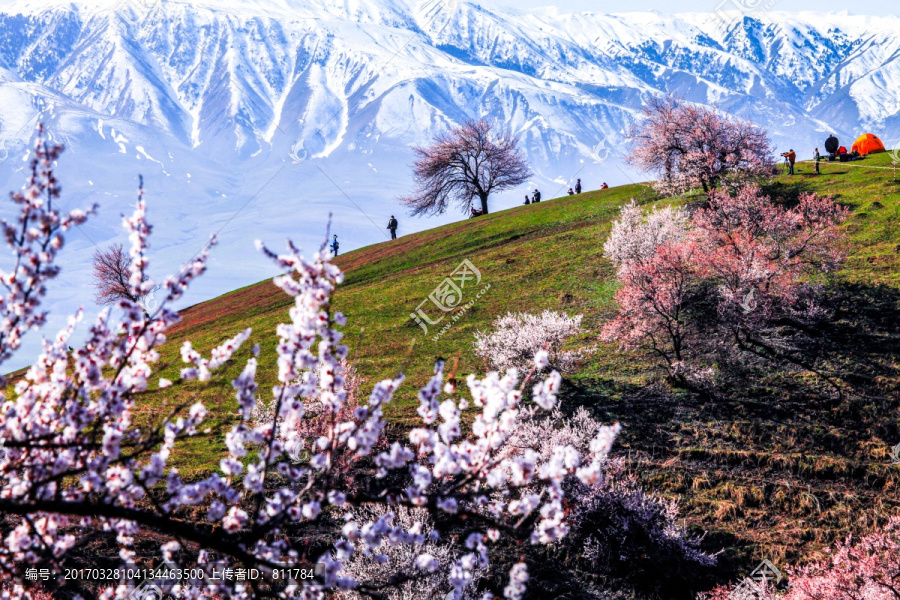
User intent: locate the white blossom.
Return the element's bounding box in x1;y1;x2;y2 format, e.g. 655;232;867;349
603;199;689;275
474;311;584;373
503;563;529;600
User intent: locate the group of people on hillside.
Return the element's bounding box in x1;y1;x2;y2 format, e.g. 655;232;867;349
783;133;883;175
783;148;824;176
524;178;608;205
331;178;609;256
524;188;542;205
568;179;607;194
330;214;398;255
566;179;583;196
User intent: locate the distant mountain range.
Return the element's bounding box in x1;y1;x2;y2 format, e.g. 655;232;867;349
0;0;898;367
4;1;899;164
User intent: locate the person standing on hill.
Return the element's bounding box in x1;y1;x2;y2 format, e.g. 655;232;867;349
575;179;582;194
330;235;339;256
814;148;821;175
533;189;541;203
387;215;399;240
787;149;796;175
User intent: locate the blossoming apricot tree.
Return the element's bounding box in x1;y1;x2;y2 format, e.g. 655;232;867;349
628;95;773;196
601;185;849;387
473;311;584;374
702;516;900;599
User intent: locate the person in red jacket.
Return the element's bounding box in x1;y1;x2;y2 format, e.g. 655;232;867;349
600;182;609;190
781;149;797;174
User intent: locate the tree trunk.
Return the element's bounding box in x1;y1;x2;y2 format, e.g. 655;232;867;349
479;193;490;215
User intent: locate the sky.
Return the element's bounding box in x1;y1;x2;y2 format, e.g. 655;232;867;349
485;0;898;17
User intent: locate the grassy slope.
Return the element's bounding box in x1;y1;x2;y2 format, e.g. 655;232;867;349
134;152;900;572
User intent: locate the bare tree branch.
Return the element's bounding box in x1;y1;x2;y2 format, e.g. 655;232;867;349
91;242;159;309
399;119;532;216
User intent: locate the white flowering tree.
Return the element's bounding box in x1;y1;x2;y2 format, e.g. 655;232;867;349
473;311;585;374
601;200;689;276
0;132;622;600
338;506;487;600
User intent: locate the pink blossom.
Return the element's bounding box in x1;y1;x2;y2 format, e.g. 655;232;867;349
628;95;774;196
602;185;848;387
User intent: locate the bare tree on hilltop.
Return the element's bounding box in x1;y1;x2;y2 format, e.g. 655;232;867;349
400;119;531;216
92;242;158;311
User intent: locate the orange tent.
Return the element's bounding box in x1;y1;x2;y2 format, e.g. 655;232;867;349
851;133;887;156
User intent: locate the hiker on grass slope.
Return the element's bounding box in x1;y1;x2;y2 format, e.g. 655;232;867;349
783;149;797;175
387;215;399;240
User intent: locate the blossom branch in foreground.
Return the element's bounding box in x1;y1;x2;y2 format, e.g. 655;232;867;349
0;139;621;600
0;126;95;367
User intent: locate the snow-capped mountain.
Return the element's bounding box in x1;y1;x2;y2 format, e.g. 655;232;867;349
0;0;899;368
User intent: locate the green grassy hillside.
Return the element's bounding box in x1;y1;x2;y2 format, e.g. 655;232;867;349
142;151;900;573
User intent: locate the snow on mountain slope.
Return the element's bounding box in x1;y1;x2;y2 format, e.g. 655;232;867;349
0;0;899;369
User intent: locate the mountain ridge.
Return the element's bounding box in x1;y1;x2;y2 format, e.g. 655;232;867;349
4;2;900;159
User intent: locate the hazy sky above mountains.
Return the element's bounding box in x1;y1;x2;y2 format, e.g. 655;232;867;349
485;0;896;17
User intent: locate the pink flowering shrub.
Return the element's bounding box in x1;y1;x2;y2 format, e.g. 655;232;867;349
628;95;774;197
473;311;585;373
783;516;900;600
0;132;623;600
602;185;849;388
601;238;702;383
703;516;900;600
692;184;849;328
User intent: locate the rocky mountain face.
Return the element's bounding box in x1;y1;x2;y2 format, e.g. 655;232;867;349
2;2;898;170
